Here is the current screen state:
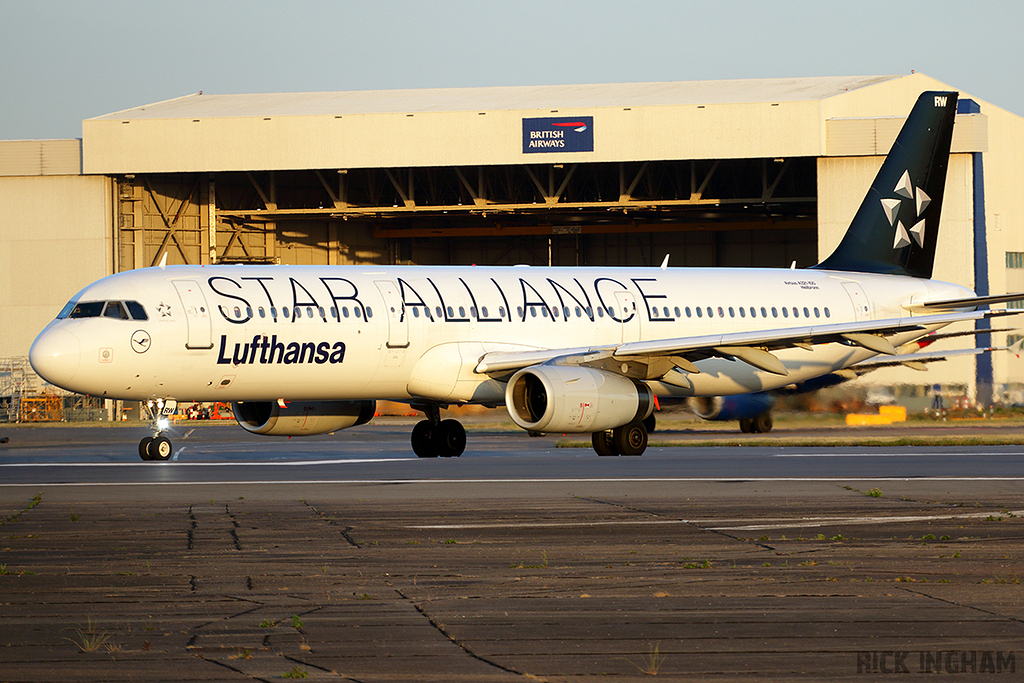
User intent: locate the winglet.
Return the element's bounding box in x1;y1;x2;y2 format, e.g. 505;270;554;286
660;254;670;270
158;252;168;270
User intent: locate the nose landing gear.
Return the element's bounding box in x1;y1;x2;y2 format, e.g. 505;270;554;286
139;399;176;461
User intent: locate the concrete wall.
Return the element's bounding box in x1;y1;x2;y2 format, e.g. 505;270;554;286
0;175;113;357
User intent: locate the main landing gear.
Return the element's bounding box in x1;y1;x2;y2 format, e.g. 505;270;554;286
739;412;773;434
411;404;466;458
591;420;649;457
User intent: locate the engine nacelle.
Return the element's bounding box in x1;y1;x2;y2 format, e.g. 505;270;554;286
232;400;375;436
687;393;775;421
505;365;653;433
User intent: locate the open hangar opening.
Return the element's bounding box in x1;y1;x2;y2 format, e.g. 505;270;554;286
4;72;1024;410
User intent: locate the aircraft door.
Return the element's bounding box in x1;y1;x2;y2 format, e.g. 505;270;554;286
374;280;409;349
613;290;640;343
172;280;214;350
841;282;871;321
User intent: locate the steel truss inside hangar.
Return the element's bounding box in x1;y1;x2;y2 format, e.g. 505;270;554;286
117;156;818;273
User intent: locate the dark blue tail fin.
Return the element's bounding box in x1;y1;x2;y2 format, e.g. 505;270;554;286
813;91;958;279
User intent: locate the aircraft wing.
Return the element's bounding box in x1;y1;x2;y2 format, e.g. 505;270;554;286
475;308;1019;378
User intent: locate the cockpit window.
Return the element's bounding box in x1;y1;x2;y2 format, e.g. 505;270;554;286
59;300;148;320
125;301;148;320
103;301;130;320
67;301;105;318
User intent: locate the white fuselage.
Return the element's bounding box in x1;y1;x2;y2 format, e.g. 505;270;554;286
30;264;974;404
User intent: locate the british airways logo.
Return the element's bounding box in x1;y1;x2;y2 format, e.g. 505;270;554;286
216;334;345;366
523;116;594;153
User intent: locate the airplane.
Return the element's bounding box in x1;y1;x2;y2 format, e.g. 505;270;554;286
28;91;1024;461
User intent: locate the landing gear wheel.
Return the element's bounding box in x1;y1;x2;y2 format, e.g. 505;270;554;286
434;419;466;458
148;436;173;461
139;437;155;461
751;412;773;433
411;420;437;458
613;422;648;456
592;430;619;456
739;418;753;433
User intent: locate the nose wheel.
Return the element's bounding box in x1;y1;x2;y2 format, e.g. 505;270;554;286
139;435;173;461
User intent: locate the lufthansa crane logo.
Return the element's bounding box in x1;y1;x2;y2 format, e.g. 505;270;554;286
131;330;152;354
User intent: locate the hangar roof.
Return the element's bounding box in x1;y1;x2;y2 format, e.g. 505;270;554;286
91;75;899;121
82;73;983;175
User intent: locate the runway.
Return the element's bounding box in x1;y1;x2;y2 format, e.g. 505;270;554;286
1;422;1023;680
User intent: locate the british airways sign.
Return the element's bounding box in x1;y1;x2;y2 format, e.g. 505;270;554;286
522;116;594;154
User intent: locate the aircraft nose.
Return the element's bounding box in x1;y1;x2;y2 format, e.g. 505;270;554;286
29;327;81;388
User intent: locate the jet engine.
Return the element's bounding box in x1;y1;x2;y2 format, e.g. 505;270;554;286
232;400;375;436
687;393;775;422
505;365;653;433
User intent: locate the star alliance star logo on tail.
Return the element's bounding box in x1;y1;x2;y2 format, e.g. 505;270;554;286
881;170;931;250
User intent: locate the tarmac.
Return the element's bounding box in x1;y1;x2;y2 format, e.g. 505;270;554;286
1;420;1023;681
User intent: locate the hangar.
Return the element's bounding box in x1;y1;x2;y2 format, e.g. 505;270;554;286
2;72;1024;414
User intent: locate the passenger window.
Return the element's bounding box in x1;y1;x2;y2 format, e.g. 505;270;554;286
685;307;691;317
271;307;278;319
517;306;524;318
435;307;442;318
739;307;746;318
412;307;420;318
447;306;454;318
258;307;266;319
597;307;604;317
707;307;713;318
342;307;350;318
803;307;810;318
824;307;830;318
728;307;734;317
103;301;129;320
793;308;799;318
552;307;559;318
499;306;506;317
530;307;537;318
330;307;338;319
771;307;778;318
674;307;681;317
814;307;820;318
652;308;659;318
696;307;703;318
749;307;756;318
125;301;148;320
365;307;373;319
295;308;302;319
482;306;489;317
761;307;768;318
283;307;290;319
542;307;549;318
717;307;724;317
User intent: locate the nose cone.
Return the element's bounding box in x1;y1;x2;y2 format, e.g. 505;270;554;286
29;326;81;390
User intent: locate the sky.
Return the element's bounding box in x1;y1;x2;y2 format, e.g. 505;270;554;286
2;0;1022;140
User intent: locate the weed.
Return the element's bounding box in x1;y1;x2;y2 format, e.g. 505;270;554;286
866;488;883;498
28;494;41;509
229;648;253;660
922;534;936;540
358;593;376;600
0;564;7;575
65;618;111;652
763;562;771;567
896;576;916;583
291;615;304;630
512;551;549;569
259;619;277;628
70;513;80;522
799;560;817;567
831;534;845;541
625;642;668;676
682;559;712;570
442;539;457;544
282;665;308;679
